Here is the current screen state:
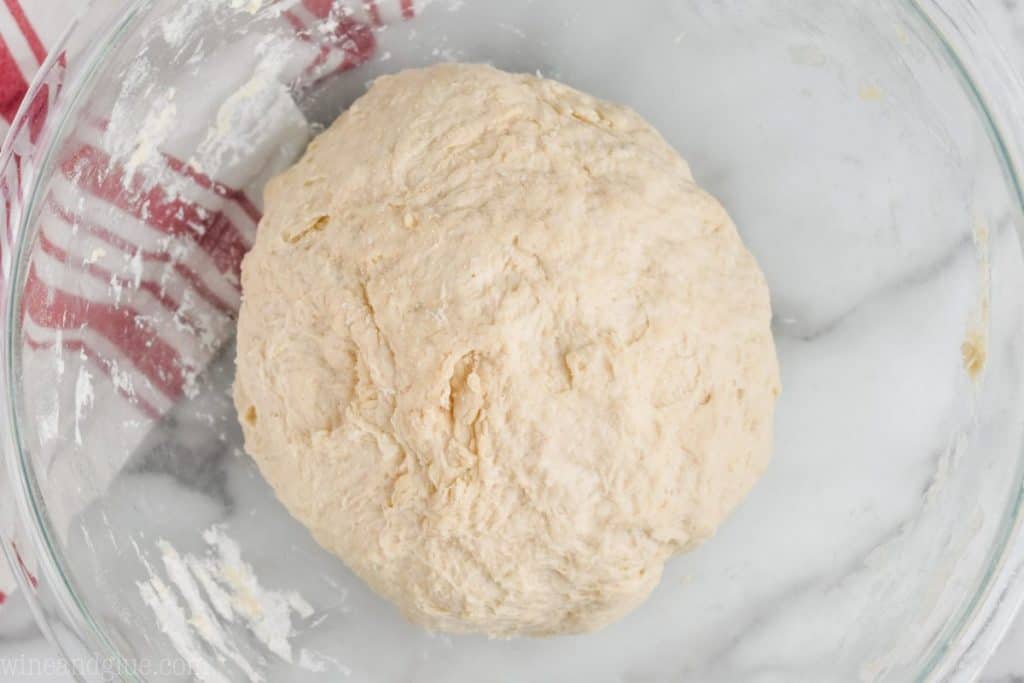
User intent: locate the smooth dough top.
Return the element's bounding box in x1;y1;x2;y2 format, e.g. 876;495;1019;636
234;63;780;637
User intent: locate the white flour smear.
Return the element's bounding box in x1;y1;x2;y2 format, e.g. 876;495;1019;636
137;526;333;681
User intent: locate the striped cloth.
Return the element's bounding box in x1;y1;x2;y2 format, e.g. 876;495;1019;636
0;0;411;616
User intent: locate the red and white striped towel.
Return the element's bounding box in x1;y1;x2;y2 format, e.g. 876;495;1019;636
0;0;412;616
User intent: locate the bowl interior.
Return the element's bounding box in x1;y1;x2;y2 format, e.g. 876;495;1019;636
9;1;1024;681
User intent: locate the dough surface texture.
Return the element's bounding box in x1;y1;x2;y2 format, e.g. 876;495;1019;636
234;63;780;637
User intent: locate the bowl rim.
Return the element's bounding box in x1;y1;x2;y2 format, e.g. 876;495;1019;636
1;0;1024;680
0;1;156;680
906;1;1024;678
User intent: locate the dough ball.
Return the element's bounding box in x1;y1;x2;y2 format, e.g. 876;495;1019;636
234;63;780;637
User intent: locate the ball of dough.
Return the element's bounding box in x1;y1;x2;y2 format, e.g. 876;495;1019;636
234;63;780;637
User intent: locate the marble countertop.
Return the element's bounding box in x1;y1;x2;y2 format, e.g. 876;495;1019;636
5;1;1024;681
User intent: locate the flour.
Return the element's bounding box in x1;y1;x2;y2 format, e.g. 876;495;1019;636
38;405;58;445
53;329;64;378
189;38;300;181
156;540;264;681
187;556;236;621
128;248;144;290
160;1;204;47
202;526;313;662
138;527;336;680
298;649;352;677
73;365;93;447
123;89;178;183
108;273;123;305
229;0;269;14
108;360;134;398
138;572;228;683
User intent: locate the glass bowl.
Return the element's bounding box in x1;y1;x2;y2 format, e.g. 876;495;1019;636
3;1;1024;680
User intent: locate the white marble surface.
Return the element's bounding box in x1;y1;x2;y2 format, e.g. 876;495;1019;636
6;1;1024;681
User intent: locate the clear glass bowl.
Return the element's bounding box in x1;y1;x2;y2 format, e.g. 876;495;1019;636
3;1;1024;681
